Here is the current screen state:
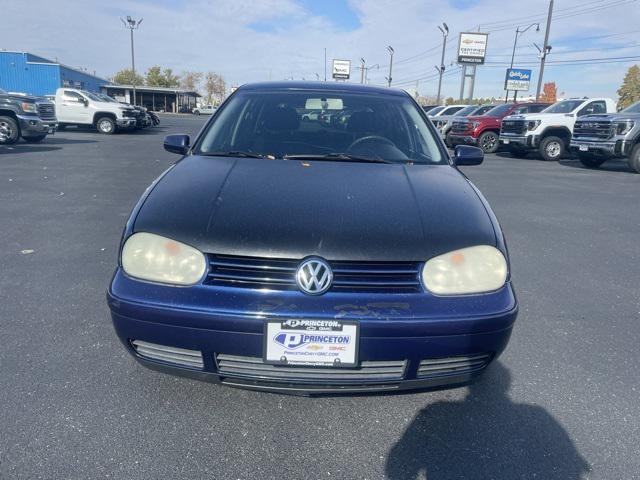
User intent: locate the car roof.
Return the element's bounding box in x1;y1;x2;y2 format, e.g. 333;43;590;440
237;81;408;97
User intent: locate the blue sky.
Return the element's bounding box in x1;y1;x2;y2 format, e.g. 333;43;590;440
2;0;639;100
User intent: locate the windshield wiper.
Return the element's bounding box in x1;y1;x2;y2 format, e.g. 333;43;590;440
283;153;392;164
199;151;273;159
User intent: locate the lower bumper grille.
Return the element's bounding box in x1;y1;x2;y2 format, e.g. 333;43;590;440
217;354;406;383
451;121;471;134
573;121;614;140
36;103;56;122
131;340;203;369
501;120;526;135
417;353;491;378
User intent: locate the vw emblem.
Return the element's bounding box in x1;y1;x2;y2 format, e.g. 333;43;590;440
296;258;333;295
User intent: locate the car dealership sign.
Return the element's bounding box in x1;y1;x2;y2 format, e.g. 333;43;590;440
332;59;351;80
457;32;489;65
505;68;533;91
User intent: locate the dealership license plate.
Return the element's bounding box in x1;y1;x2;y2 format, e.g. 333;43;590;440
579;145;589;151
264;319;359;367
502;139;510;144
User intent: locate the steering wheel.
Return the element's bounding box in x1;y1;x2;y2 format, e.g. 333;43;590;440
347;135;396;152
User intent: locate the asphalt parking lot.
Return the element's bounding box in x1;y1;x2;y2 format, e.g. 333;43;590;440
1;115;639;480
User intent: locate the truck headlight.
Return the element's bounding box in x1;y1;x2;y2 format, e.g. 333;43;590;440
471;121;481;129
421;245;508;295
616;120;635;135
121;232;207;285
21;102;38;113
526;120;541;131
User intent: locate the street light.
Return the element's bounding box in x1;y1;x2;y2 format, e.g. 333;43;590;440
121;16;143;105
386;45;394;87
436;22;449;105
360;57;366;84
505;22;539;102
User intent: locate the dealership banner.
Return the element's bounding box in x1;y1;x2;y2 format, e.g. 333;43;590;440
457;32;489;65
504;68;533;91
332;59;351;80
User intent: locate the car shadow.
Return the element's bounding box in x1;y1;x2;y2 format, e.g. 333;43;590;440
0;145;62;154
559;158;634;174
33;137;97;145
385;362;590;480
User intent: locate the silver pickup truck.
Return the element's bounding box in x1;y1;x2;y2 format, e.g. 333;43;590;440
570;100;640;173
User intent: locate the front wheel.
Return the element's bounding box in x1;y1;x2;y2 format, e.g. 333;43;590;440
0;116;20;145
96;117;116;134
578;153;606;169
539;136;565;161
194;111;200;116
22;134;47;143
628;144;640;173
478;131;499;153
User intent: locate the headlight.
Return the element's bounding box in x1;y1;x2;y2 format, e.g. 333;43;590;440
526;120;541;131
422;245;508;295
616;120;635;135
121;232;207;285
471;121;481;129
21;102;38;113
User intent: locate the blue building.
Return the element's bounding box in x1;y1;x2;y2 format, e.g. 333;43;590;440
0;51;110;96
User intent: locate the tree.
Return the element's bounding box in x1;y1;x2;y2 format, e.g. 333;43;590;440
539;82;558;104
145;66;181;88
617;65;640;110
444;97;456;105
180;71;203;91
204;72;226;105
111;68;144;86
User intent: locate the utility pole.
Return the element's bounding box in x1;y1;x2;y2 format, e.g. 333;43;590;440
121;16;143;105
360;58;366;84
536;0;554;100
324;48;327;81
386;46;394;87
505;23;539;103
436;23;449;104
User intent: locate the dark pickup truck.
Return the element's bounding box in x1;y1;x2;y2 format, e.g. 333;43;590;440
0;88;57;144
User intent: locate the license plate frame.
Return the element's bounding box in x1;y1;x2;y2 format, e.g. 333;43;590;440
263;319;359;368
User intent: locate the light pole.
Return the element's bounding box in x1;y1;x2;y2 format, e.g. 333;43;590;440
360;58;366;84
436;23;448;105
121;16;143;105
505;22;539;102
386;45;394;87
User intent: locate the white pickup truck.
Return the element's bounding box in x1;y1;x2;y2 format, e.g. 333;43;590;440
499;97;617;161
54;88;138;134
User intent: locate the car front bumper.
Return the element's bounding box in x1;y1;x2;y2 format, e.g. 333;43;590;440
107;269;518;394
499;134;536;148
17;114;57;136
117;118;138;129
570;138;632;157
448;134;478;147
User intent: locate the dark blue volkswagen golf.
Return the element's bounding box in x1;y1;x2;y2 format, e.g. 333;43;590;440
107;81;517;394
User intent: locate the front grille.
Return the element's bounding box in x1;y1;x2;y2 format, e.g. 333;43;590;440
36;103;56;121
205;254;422;293
131;340;204;369
122;109;137;118
573;120;614;140
501;119;526;135
451;120;471;134
417;353;491;379
216;354;407;383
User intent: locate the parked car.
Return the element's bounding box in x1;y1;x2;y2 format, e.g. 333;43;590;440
0;87;57;144
449;102;549;154
570;100;640;173
421;105;440;113
107;81;518;394
54;88;137;134
148;110;161;126
95;93;150;129
499;97;617;161
193;105;217;115
434;104;495;147
429;105;469;119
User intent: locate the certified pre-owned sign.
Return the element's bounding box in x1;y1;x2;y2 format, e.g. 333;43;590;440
505;68;533;91
332;59;351;80
457;32;489;65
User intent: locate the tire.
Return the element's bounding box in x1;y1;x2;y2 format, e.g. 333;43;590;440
539;136;565;161
578;153;606;169
627;144;640;173
96;116;116;134
22;134;47;143
478;131;499;153
508;146;528;158
0;115;20;145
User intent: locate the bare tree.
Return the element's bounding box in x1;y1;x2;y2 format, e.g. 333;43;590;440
180;71;203;92
204;72;226;105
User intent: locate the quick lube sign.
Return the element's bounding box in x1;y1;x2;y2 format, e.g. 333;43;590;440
505;68;532;91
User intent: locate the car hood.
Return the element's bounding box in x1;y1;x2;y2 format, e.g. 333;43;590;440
0;92;42;103
132;156;497;261
504;112;570;121
464;115;502;125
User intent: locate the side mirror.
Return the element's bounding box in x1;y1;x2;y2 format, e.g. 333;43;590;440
164;134;190;155
453;145;484;166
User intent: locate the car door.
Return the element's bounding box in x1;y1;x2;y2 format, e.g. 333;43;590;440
61;90;90;123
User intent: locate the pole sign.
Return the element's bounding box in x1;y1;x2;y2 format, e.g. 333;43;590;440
457;32;489;65
332;59;351;80
504;68;532;91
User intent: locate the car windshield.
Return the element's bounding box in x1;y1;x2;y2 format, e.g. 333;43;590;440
473;105;495;116
427;106;445;116
440;106;466;115
542;100;584;114
453;105;477;116
98;94;118;103
621;101;640;113
82;91;103;101
484;104;514;117
196;89;445;164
